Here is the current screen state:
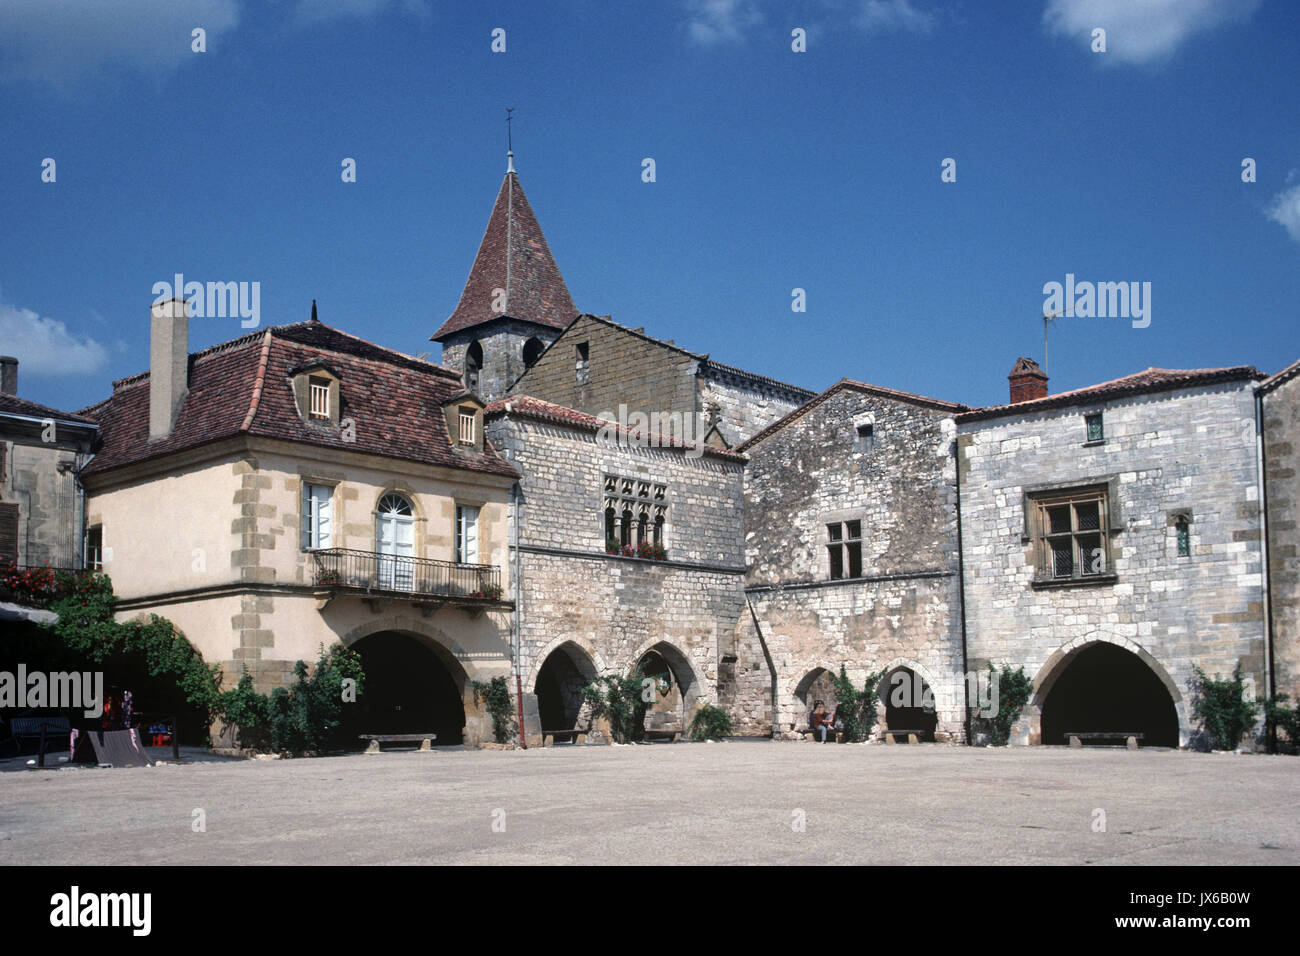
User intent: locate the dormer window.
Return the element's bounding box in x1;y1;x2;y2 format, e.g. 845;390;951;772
290;362;341;426
309;377;330;419
458;406;476;446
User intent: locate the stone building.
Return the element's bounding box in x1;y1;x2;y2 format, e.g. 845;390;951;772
483;395;747;744
957;361;1269;747
736;380;969;739
80;300;520;745
1260;357;1300;703
0;355;99;570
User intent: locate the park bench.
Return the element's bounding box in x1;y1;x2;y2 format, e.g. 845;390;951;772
359;733;437;753
884;728;925;744
1066;731;1143;749
541;729;586;746
5;716;71;767
802;725;848;742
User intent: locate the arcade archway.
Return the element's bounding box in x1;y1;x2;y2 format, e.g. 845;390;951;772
345;630;467;746
1039;642;1179;747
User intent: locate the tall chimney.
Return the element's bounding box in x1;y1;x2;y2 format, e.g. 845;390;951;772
1008;357;1048;404
0;356;16;396
149;297;189;440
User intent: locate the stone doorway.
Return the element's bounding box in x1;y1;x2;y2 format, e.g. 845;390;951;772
535;642;597;734
345;630;467;746
1039;642;1179;747
882;666;938;742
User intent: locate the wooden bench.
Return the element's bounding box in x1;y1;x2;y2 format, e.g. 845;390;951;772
884;728;925;744
359;733;437;753
803;726;848;742
542;729;586;746
1066;732;1144;749
642;729;681;742
6;717;71;767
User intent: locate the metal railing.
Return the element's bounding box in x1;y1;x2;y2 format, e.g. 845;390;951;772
309;548;502;601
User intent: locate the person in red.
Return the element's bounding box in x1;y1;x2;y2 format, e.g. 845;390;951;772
810;700;834;743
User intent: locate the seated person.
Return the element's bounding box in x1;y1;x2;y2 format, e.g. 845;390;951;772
810;701;834;742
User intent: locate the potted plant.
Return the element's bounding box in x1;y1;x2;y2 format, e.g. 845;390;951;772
316;569;343;587
636;540;654;560
651;543;668;561
605;537;620;555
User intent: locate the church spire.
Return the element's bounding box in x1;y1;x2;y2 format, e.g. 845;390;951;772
432;153;577;342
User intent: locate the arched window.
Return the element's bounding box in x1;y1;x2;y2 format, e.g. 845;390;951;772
376;493;415;590
620;508;633;547
464;341;483;393
522;336;545;369
605;507;616;545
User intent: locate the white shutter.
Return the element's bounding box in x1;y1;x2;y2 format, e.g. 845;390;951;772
460;505;480;564
314;486;332;548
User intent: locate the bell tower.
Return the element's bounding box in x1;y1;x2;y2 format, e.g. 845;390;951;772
432;150;578;402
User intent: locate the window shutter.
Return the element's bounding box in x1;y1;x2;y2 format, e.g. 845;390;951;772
460;506;480;563
0;502;17;565
314;485;332;548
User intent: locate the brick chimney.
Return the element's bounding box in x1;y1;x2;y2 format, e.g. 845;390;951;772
1008;357;1048;404
0;356;16;396
149;297;189;440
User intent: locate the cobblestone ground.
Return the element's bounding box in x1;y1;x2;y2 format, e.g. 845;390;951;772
1;742;1296;865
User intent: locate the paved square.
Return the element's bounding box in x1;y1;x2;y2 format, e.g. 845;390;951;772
1;742;1296;865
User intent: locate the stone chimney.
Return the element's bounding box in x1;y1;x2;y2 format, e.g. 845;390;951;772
149;297;189;440
1008;357;1048;404
0;356;16;396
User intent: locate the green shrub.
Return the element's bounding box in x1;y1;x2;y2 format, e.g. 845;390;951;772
828;665;883;742
580;671;648;744
973;664;1033;746
1191;664;1260;751
688;703;733;741
1265;694;1300;755
217;644;364;755
472;675;517;744
36;574;221;743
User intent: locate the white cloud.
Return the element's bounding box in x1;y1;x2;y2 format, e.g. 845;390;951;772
294;0;432;26
0;0;239;90
854;0;935;35
684;0;764;45
0;298;109;377
1043;0;1262;65
1266;180;1300;245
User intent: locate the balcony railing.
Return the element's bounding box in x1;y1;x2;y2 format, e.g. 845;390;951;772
309;548;504;602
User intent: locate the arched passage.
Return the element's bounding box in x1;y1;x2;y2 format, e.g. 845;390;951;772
344;630;467;746
522;336;545;369
882;666;938;741
631;641;703;738
793;667;839;728
534;642;598;733
1039;642;1179;747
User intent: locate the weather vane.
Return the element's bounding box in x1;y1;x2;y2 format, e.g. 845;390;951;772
506;107;514;152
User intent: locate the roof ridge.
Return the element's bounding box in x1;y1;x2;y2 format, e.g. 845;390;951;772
240;330;274;432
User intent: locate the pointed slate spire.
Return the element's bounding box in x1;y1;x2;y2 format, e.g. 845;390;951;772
432;156;577;341
311;299;318;322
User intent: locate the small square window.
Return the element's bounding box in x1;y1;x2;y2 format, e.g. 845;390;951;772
1085;413;1104;443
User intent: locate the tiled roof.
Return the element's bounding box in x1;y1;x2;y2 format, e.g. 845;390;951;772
80;320;519;479
737;378;968;453
956;366;1265;423
0;392;97;426
485;394;748;463
1259;356;1300;395
433;169;578;340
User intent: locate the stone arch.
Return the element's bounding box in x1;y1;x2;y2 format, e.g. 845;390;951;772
529;640;603;735
464;340;483;392
879;661;941;742
525;636;608;694
1027;633;1186;747
339;619;474;746
522;336;545;369
788;664;841;730
625;639;708;733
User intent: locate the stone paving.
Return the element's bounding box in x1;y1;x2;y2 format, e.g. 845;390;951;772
0;741;1295;865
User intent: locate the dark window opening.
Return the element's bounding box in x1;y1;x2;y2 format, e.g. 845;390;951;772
1085;412;1104;443
1176;517;1190;557
1034;490;1109;581
856;422;875;453
465;341;483;393
575;342;590;385
827;521;863;580
522;336;545;369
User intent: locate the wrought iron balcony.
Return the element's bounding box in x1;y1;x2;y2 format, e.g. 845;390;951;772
309;548;505;608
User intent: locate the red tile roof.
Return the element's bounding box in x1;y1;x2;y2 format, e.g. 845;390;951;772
736;378;968;453
80;320;519;479
0;392;97;426
485;394;748;463
956;366;1264;423
433;170;578;340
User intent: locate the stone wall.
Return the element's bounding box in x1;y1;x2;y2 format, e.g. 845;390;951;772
740;384;965;739
510;315;699;424
1262;369;1300;700
440;320;560;404
698;368;812;447
958;381;1266;746
2;440;86;568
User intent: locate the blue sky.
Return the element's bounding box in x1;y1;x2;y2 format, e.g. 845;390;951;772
1;0;1297;414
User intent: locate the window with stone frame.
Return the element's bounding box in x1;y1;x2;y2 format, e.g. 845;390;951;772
86;526;103;571
603;474;666;552
827;520;863;580
1030;488;1110;581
